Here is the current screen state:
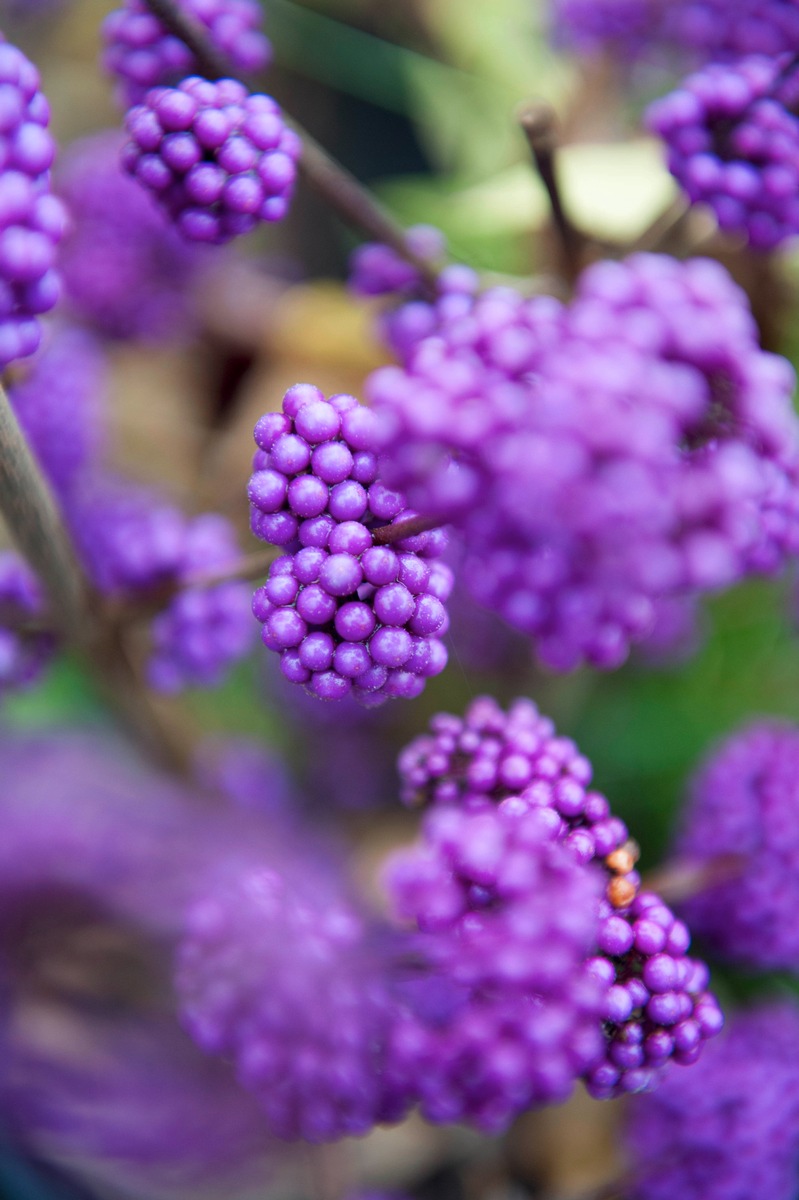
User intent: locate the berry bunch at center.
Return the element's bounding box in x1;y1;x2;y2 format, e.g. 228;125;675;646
249;384;453;704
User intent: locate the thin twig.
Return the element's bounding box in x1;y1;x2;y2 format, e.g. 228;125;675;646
643;852;744;905
141;0;442;289
371;511;444;546
0;382;194;775
0;382;91;640
518;101;584;281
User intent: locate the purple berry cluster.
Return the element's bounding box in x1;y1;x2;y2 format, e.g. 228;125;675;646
9;325;106;498
396;697;723;1098
57;130;205;342
0;39;67;367
249;384;453;705
66;476;254;693
122;77;300;244
625;1001;799;1200
676;720;799;971
648;56;799;249
383;802;608;1130
551;0;799;65
366;253;799;670
175;864;405;1142
348;224;445;298
0;550;55;695
102;0;271;107
148;514;255;693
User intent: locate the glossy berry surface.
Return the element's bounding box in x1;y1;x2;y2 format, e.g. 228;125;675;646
250;384;452;705
397;697;723;1098
122;76;300;244
0;40;67;367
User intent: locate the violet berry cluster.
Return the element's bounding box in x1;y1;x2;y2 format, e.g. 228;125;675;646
675;720;799;971
66;476;254;693
176;863;406;1142
249;384;453;705
0;38;67;367
365;252;799;670
648;56;799;249
57;130;204;342
396;697;723;1099
625;1001;799;1200
122;77;300;244
383;802;609;1130
551;0;799;65
102;0;271;107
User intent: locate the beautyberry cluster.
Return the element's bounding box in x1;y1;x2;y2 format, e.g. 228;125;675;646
384;802;608;1130
8;325;106;498
551;0;799;65
102;0;271;107
676;720;799;971
57;130;205;342
249;384;452;705
176;864;405;1142
66;476;254;692
396;697;723;1098
366;252;799;670
0;39;67;367
648;56;799;249
625;1001;799;1200
122;77;300;244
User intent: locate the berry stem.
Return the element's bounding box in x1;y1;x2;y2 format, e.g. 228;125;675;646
643;852;744;904
518;101;584;281
0;381;90;638
0;380;194;775
371;511;443;546
140;0;441;289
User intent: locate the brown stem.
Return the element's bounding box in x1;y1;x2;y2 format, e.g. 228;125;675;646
0;382;193;776
141;0;441;290
0;382;91;640
519;101;584;281
643;852;744;905
109;546;280;625
371;512;444;546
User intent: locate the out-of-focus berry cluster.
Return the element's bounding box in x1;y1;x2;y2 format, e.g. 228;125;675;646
625;1001;799;1200
551;0;799;65
648;56;799;249
249;384;452;704
362;251;799;670
102;0;271;107
676;720;799;971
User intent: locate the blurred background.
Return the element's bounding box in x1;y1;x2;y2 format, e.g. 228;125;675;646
0;1;798;1198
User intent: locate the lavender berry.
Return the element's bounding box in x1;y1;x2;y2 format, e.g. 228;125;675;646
122;76;300;244
383;801;608;1131
102;0;271;107
625;1001;799;1200
249;384;452;705
648;56;799;249
397;697;723;1098
676;720;799;971
57;130;205;342
8;325;106;498
176;863;407;1141
0;39;67;366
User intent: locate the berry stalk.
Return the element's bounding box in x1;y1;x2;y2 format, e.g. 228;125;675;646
140;0;442;288
0;380;194;774
519;101;585;280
